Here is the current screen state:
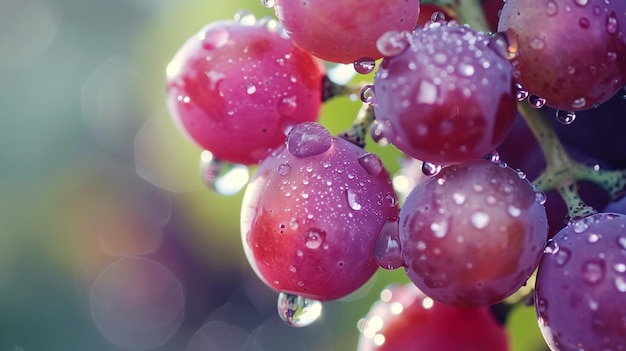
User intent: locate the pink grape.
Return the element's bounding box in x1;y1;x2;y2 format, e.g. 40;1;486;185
498;0;626;111
535;212;626;351
272;0;421;63
357;283;509;351
165;19;325;165
240;122;399;301
399;159;548;307
373;23;517;164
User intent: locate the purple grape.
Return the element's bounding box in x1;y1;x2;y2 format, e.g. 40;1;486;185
373;23;517;164
535;212;626;351
240;122;399;301
400;159;548;307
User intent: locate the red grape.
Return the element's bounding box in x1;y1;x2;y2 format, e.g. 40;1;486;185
498;0;626;111
165;19;325;165
535;212;626;351
272;0;421;63
373;23;518;165
357;283;509;351
399;159;548;307
240;122;398;301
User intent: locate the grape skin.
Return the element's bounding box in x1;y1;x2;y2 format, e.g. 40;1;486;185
273;0;421;63
240;123;398;301
498;0;626;111
399;160;548;308
165;20;325;165
373;24;517;164
357;283;509;351
535;213;626;351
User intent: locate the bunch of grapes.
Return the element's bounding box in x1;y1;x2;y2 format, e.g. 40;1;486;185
165;0;626;350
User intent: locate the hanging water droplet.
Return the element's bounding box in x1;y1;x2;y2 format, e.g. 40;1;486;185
582;260;605;284
374;220;404;270
489;30;518;59
471;211;490;229
535;191;547;204
422;162;442;176
359;84;376;104
376;30;409;57
261;0;275;8
485;150;501;163
572;219;589;233
347;189;363;210
606;11;619;34
528;94;547;108
544;240;559;254
234;10;256;26
354;57;376;74
277;293;323;327
304;228;325;249
287;123;332;158
515;83;529;101
556;110;576;124
358;153;383;175
200;151;249;195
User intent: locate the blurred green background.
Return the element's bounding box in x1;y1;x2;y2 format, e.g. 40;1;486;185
0;0;546;350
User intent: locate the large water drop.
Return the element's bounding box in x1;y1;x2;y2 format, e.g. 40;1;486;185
287;123;332;158
200;151;249;195
358;153;383;175
374;220;404;270
354;57;376;74
277;293;323;327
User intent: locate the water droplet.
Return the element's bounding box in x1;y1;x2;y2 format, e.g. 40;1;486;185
588;233;601;243
360;84;376;104
485;150;501;163
471;211;490;229
277;96;297;117
453;192;466;205
430;11;447;23
277;162;290;176
536;298;548;313
234;10;256;26
246;83;257;95
515;83;529;101
376;30;409;57
582;260;605;284
613;263;626;273
544;240;559;254
573;0;588;6
579;17;591;28
607;51;618;61
277;293;322;327
199;26;229;50
572;220;589;233
530;37;545;50
556;110;576;124
535;191;547;204
554;247;571;266
358;153;383;175
528;95;547;108
261;0;275;7
489;30;518;59
287;123;332;158
546;0;558;15
458;62;475;77
615;276;626;292
618;236;626;250
304;228;325;249
374;220;404;270
507;205;521;217
200;151;249;195
606;11;618;34
370;121;389;146
354;57;376;74
572;97;586;109
430;216;450;238
347;189;363;210
422;162;442;176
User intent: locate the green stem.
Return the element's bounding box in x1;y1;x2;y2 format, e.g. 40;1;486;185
339;103;375;148
452;0;491;32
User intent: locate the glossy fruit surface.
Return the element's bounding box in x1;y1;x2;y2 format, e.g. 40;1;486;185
166;19;324;164
240;123;398;301
400;159;547;307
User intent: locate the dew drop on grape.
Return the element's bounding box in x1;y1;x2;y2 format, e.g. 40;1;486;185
370;122;389;146
582;260;605;285
277;293;323;327
606;11;618;34
358;153;383;175
571;97;587;109
556;110;576;124
528;94;547;108
376;30;409;57
545;0;558;15
353;57;376;74
489;30;519;60
304;228;325;249
287;122;332;158
421;162;442;176
374;220;404;270
199;151;249;195
347;189;363;211
515;83;529;101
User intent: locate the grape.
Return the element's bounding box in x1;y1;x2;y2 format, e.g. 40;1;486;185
399;159;548;307
357;283;509;351
272;0;421;63
373;23;518;165
535;213;626;351
240;122;399;301
165;19;325;165
497;0;626;111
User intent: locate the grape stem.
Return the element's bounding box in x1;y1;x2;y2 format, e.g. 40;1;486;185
322;76;363;102
339;103;375;148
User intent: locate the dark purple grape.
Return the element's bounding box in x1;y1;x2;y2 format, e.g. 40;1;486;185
240;123;398;301
535;212;626;351
400;159;548;307
373;23;517;164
